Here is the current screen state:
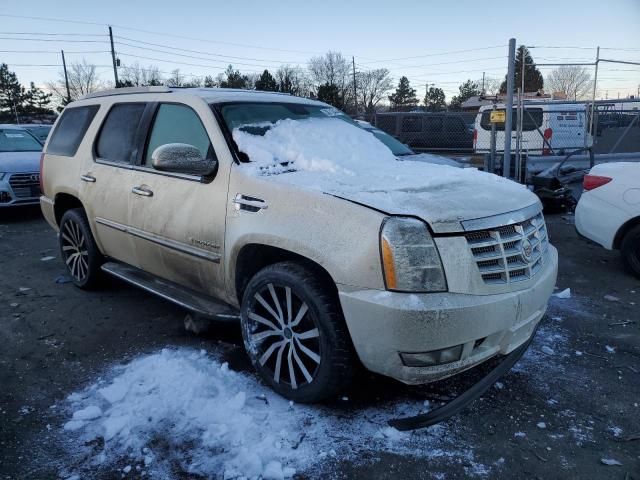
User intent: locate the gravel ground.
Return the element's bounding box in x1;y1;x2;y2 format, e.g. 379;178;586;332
1;206;638;479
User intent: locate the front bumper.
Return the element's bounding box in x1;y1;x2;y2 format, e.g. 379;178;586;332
339;245;558;384
0;174;41;208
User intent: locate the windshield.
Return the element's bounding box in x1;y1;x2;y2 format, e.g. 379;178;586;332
0;129;42;152
25;125;52;142
217;102;357;160
368;128;413;156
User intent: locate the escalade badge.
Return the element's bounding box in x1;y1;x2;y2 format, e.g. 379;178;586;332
521;238;533;261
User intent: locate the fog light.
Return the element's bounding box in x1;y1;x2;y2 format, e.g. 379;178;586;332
0;191;11;203
400;344;463;367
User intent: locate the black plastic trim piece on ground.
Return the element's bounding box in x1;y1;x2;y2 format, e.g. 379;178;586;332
388;329;537;431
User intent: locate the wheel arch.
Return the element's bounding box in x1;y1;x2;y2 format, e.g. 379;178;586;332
53;193;84;226
234;243;338;306
613;215;640;250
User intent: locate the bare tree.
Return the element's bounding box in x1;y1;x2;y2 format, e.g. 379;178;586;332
356;68;393;115
308;52;351;106
47;59;106;105
476;76;500;96
119;62;163;86
275;65;312;97
546;66;593;100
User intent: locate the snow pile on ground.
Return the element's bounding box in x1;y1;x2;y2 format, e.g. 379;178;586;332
232;118;533;223
59;348;487;479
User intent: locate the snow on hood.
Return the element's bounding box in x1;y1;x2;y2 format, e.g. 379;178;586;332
233;118;538;232
0;151;41;173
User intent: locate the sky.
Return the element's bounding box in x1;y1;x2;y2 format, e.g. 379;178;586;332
1;0;639;101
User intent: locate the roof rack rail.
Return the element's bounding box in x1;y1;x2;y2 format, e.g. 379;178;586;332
181;87;291;96
82;86;172;99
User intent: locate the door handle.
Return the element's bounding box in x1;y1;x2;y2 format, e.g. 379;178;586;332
132;186;153;197
80;174;96;183
233;194;267;211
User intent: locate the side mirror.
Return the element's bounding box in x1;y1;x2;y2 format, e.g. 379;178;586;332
151;143;217;176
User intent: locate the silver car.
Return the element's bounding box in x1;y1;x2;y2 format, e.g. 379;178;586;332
0;125;42;207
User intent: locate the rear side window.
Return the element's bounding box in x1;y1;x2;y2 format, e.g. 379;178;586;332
47;105;99;156
144;104;212;166
444;117;465;133
96;103;147;163
401;116;422;133
480;108;544;131
375;115;396;134
424;116;443;133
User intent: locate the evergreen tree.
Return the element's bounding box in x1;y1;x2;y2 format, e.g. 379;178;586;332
220;65;249;89
254;69;278;92
449;80;481;110
424;86;446;111
203;75;216;88
500;46;544;93
316;83;344;110
0;63;25;116
388;76;418;111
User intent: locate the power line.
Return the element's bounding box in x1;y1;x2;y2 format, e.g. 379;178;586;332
115;41;295;69
116;52;270;73
0;49;111;54
116;35;308;64
0;36;108;43
0;31;106;36
358;45;507;64
0;13;325;55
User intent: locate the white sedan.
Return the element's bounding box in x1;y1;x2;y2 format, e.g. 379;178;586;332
575;162;640;278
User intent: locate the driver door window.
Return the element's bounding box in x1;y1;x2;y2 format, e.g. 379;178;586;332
144;103;213;167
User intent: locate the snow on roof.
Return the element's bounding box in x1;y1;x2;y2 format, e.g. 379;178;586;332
81;86;327;106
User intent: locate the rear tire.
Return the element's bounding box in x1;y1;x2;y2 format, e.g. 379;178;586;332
59;208;104;289
240;261;354;403
621;225;640;279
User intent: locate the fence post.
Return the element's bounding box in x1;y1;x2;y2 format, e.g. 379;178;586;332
490;104;497;173
588;46;600;138
503;38;516;179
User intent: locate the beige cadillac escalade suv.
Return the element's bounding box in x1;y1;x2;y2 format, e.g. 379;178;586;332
40;87;558;403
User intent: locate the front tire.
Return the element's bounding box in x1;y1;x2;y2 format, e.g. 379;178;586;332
240;262;354;403
59;208;104;289
621;225;640;279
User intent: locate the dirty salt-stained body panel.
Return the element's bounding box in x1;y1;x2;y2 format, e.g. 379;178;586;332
224;167;387;306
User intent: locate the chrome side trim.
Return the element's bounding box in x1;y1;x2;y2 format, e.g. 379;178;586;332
95;217;221;263
461;202;542;232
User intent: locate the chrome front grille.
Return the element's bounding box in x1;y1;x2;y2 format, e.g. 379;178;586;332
465;212;549;285
9;172;40;198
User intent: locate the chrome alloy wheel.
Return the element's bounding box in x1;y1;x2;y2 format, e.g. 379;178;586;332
245;283;322;389
60;220;89;281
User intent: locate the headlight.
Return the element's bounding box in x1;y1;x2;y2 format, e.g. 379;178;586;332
380;217;447;292
0;173;6;181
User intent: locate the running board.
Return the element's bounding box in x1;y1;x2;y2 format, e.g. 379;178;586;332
101;261;240;321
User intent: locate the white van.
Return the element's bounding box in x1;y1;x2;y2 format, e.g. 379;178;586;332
474;103;593;156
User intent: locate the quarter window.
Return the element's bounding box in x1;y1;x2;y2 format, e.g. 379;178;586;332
424;116;443;133
47;105;99;157
144;104;212;166
401;116;422;133
444;117;465;133
96;103;147;163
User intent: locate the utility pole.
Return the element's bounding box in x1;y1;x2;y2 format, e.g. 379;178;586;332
61;50;71;104
352;56;358;117
481;72;485;94
503;38;516;179
109;26;119;87
588;46;600;137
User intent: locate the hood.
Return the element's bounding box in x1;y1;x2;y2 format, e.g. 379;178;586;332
0;151;41;173
272;165;540;233
401;152;463;168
